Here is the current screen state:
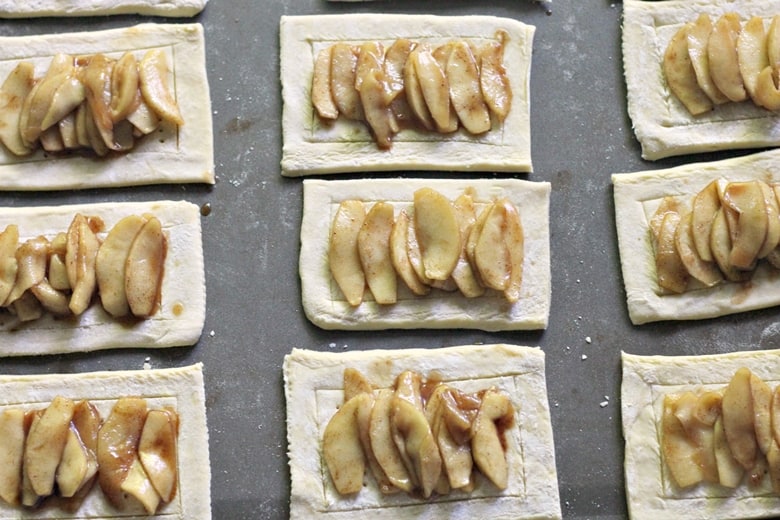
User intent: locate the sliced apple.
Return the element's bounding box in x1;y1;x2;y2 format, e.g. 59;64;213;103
344;368;373;402
322;394;366;495
56;425;94;498
139;49;183;126
473;201;510;291
751;372;773;456
772;385;780;449
758;180;780;258
674;211;723;287
312;46;338;120
384;39;415;103
451;191;485;298
0;409;25;505
357;202;396;304
358;68;398;149
24;396;75;497
352;391;397;495
661;394;704;488
125;216;166;318
671;391;718;483
5;235;49;306
722;180;767;270
722;367;758;470
97;397;148;509
330;43;363;121
429;386;473;490
20;54;74;144
0;225;19;307
138;409;178;503
0;62;35;155
502;199;524;303
390;210;429;296
414;47;452;133
664;23;713;115
95;214;147;317
737;16;769;101
329;200;367;306
369;388;413;493
405;211;432;286
120;457;161;514
755;64;780;110
403;46;434;131
710;207;751;282
479;30;512;121
471;389;514;490
66;214;101;315
109;52;141;123
414;188;460;281
708;13;747;102
31;279;71;316
714;414;744;488
447;41;491;134
687;14;729;104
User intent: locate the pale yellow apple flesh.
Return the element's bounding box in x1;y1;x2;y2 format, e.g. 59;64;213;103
0;409;25;505
687;14;730;104
664;23;713;115
96;214;147;317
329;200;367;306
322;394;366;495
413;188;460;281
357;202;397;304
708;13;748;102
124;215;166;318
447;41;491;134
479;30;513;121
24;396;76;497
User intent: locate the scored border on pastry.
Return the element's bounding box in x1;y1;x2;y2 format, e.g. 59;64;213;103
0;0;208;17
0;199;205;356
284;344;561;520
0;363;211;519
623;0;780;160
0;23;213;190
612;148;780;325
622;350;780;520
279;14;534;176
300;178;551;331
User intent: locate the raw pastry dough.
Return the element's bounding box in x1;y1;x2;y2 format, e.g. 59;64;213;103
0;200;205;356
300;178;551;331
0;24;213;190
612;148;780;324
623;0;780;160
279;14;534;176
622;350;780;520
0;363;210;519
284;343;562;520
0;0;208;18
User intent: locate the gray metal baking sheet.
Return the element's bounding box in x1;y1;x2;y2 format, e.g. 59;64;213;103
4;1;779;518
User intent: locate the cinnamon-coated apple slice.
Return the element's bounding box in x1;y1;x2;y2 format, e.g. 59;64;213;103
0;409;24;505
322;394;366;495
24;396;75;497
664;23;712;115
708;13;747;102
357;202;396;304
329;200;366;306
687;14;729;105
413;188;460;281
125;215;166;318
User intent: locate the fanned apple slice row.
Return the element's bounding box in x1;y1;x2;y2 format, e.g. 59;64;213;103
20;53;74;145
125;215;166;318
664;22;713;115
24;396;75;498
96;214;147;317
674;211;723;287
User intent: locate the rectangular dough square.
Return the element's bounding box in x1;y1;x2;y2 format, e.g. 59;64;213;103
0;363;211;519
622;350;780;520
284;343;562;520
0;23;214;190
623;0;780;160
0;199;205;356
0;0;208;17
612;148;780;324
300;178;551;331
279;14;534;176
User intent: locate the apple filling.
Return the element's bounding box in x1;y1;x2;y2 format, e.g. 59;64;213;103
661;367;780;492
649;178;780;294
664;13;780;115
0;49;182;157
0;396;178;514
0;212;167;322
312;32;512;149
329;187;523;305
322;368;515;498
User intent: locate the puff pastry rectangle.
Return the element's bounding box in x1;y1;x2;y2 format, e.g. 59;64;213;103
279;14;534;176
300;178;551;331
284;343;562;520
623;0;780;160
622;350;780;520
612;148;780;324
0;0;208;17
0;363;211;519
0;199;205;356
0;23;214;190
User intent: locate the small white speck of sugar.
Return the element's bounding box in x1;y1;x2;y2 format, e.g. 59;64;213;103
581;354;588;360
328;343;336;349
585;336;592;344
599;401;609;408
209;330;215;337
